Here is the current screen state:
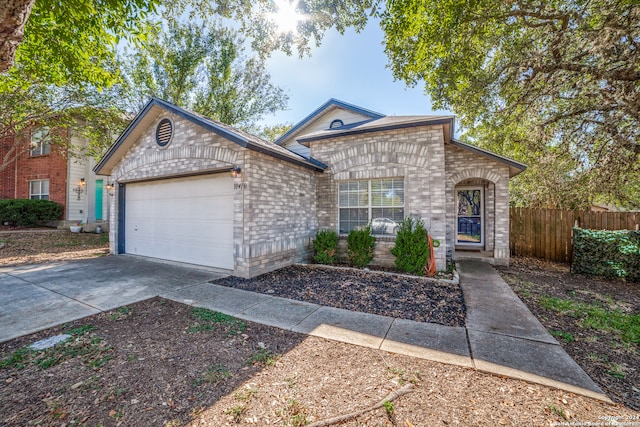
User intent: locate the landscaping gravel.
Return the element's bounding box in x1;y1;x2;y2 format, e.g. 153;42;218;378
213;264;466;327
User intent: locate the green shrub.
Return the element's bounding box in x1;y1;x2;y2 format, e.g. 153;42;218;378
313;229;338;264
0;199;63;227
347;226;376;267
391;217;429;276
572;227;640;281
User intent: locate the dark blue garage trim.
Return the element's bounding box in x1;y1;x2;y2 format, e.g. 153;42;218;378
117;183;126;254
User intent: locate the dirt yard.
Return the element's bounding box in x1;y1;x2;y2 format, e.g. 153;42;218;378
0;231;638;426
497;258;640;411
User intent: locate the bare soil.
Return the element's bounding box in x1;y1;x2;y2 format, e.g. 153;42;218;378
0;229;109;266
497;258;640;412
0;232;638;425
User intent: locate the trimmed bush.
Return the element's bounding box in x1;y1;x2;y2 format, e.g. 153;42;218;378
572;227;640;281
313;229;338;265
347;226;376;268
391;217;430;276
0;199;63;227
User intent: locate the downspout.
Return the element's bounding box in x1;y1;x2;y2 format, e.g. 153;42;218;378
13;151;17;198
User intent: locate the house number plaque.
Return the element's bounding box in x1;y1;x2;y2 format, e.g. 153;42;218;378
234;182;248;190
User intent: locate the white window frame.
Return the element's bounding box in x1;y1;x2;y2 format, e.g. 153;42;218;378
30;128;51;157
455;186;484;246
29;179;50;200
338;178;405;236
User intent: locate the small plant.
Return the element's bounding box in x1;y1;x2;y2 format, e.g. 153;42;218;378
248;348;279;366
225;405;247;422
64;324;97;336
546;404;568;420
391;217;430;276
188;307;246;336
234;386;258;401
549;329;575;343
195;364;232;386
346;225;376;267
277;398;309;427
313;229;338;264
606;363;626;379
383;400;394;416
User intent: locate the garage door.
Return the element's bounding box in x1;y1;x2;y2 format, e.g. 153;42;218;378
125;174;234;269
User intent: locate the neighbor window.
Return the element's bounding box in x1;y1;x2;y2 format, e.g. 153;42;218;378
30;180;49;200
30;128;51;156
338;178;404;236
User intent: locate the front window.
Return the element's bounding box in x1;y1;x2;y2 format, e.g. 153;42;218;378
30;180;49;200
339;178;404;236
30;128;51;156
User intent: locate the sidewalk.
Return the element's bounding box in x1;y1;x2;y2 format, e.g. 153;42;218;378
162;261;609;402
0;256;609;402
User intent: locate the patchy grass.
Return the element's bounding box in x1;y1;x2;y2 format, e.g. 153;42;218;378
539;296;640;343
188;307;247;336
0;323;112;372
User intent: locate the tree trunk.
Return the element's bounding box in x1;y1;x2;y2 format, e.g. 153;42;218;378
0;0;35;72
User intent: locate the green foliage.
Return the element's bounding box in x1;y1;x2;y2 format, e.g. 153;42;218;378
121;22;288;128
313;229;339;265
572;228;640;281
549;330;575;344
247;348;278;366
188;307;246;336
391;217;429;276
380;0;640;209
539;296;640;344
0;199;63;227
346;226;376;268
0;66;130;172
13;0;160;88
1;324;113;371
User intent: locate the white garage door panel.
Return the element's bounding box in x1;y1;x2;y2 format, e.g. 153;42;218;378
125;174;234;269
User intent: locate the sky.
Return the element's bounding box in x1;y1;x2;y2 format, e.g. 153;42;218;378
258;20;453;128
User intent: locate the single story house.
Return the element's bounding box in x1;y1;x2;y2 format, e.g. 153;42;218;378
94;98;525;278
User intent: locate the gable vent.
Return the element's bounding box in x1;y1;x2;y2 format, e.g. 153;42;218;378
156;118;173;147
329;119;344;129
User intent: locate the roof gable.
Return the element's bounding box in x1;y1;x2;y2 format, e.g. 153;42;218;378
93;98;326;175
449;139;526;177
274;98;385;147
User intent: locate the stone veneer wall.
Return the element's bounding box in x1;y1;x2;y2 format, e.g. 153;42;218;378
235;150;318;278
108;112;243;258
309;125;448;270
108;112;318;278
445;144;511;264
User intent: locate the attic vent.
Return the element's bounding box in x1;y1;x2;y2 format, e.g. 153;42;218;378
156;118;173;147
329;119;344;129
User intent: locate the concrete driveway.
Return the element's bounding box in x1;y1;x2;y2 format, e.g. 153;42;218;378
0;256;226;343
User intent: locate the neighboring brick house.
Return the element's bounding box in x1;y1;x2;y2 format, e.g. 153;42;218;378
94;98;525;278
0;127;110;225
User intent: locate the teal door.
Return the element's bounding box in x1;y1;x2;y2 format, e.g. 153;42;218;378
95;180;103;220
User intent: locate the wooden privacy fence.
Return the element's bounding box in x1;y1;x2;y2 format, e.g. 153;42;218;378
509;208;640;263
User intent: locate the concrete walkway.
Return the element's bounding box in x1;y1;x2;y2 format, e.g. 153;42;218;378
0;257;609;402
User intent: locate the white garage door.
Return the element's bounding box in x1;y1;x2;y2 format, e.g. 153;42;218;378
125;174;234;269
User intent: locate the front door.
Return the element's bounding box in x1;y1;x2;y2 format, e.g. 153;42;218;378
95;180;103;221
456;187;483;246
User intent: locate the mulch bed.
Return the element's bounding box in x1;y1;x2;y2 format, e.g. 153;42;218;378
213;264;466;327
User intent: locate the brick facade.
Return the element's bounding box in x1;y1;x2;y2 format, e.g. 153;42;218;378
102;101;519;277
0;131;68;217
445;144;511;265
109;113;318;278
309;125;449;269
